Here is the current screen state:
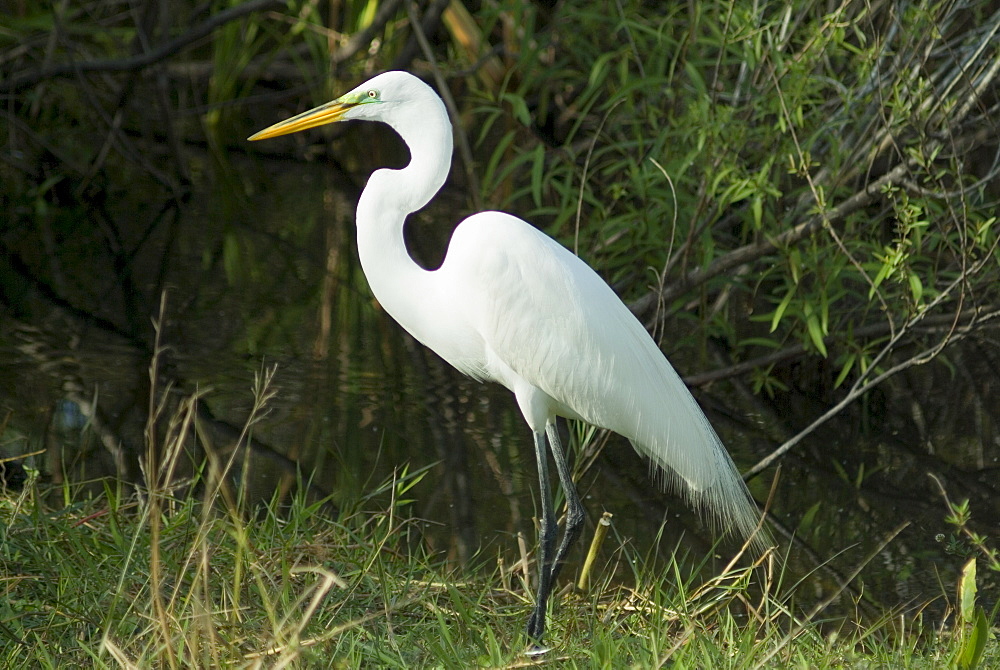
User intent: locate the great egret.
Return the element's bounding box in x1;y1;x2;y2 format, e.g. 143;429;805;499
250;70;766;644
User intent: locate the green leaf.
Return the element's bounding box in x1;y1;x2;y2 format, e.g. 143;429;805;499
908;272;924;304
770;285;796;333
501;92;531;126
684;62;708;97
820;288;830;336
223;233;240;285
797;501;822;535
957;606;989;670
805;309;828;357
358;0;378;29
481;131;517;193
970;607;989;669
530;144;545;207
739;337;784;349
788;249;801;285
958;557;977;625
834;353;856;388
869;251;894;298
588;51;618;89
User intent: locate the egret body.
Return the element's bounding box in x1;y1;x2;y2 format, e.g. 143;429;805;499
250;71;765;644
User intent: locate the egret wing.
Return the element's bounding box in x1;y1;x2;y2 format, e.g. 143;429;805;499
444;212;763;543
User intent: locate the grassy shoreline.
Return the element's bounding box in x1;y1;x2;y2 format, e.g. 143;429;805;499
2;470;992;668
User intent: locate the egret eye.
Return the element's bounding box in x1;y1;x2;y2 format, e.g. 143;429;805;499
367;89;378;99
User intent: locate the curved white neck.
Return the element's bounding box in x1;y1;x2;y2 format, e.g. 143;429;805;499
354;91;453;341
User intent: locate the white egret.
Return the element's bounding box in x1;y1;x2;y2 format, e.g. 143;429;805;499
249;70;767;644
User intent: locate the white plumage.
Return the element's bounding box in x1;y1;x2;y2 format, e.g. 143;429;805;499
250;70;767;645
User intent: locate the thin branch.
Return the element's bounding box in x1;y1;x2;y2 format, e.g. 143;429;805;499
684;307;998;388
632;158;915;318
634;5;1000;325
405;0;482;212
333;0;406;67
745;303;1000;481
1;0;284;93
575;100;623;255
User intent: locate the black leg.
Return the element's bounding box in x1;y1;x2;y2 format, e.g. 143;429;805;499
525;421;587;646
526;429;556;643
545;421;586;581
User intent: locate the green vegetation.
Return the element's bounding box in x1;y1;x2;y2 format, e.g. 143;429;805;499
1;376;997;668
2;0;999;666
4;0;997;467
467;0;1000;411
2;466;996;668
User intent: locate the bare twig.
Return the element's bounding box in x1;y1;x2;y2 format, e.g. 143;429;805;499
745;301;1000;480
405;0;482;212
575;100;623;255
1;0;285;93
632;158;916;318
684;308;1000;388
331;0;406;67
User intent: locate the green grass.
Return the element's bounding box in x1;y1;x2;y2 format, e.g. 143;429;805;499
3;1;999;664
2;464;994;668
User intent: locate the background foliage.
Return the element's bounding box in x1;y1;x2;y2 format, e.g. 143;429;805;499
2;0;1000;664
5;0;999;402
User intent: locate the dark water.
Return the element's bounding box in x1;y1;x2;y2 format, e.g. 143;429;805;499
2;144;997;624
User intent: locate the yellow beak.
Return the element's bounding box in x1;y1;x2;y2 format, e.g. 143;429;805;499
248;99;357;141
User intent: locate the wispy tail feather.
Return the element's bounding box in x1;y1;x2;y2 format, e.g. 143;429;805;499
633;432;771;554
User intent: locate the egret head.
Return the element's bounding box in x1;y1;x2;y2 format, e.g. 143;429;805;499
248;71;436;141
